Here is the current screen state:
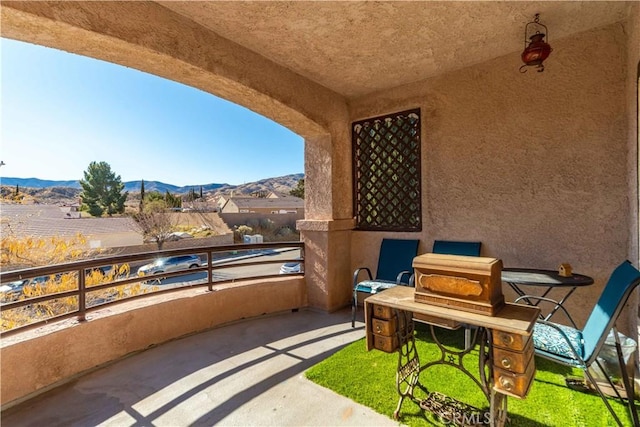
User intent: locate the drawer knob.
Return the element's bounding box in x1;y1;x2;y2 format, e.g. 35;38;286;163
501;357;512;369
499;376;514;391
499;333;514;346
375;324;382;333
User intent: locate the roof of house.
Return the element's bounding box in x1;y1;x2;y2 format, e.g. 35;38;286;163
1;204;141;239
227;197;303;209
267;191;297;199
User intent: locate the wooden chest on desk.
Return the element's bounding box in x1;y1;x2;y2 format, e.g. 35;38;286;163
366;304;400;353
492;330;535;398
413;253;505;315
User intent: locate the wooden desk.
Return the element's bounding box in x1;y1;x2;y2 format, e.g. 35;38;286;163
364;286;540;426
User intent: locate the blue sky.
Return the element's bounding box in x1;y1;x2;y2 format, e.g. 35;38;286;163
1;38;304;186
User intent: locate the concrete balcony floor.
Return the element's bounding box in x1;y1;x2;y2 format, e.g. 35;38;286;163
2;309;396;426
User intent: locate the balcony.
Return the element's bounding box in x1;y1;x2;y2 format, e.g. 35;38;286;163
2;1;639;424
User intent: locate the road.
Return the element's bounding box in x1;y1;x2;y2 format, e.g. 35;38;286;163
140;249;301;290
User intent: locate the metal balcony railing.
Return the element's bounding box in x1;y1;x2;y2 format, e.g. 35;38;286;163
0;241;304;336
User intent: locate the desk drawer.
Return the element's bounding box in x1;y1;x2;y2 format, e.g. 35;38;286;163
493;353;535;399
372;304;394;320
373;333;399;353
493;331;530;352
372;317;397;336
493;338;534;374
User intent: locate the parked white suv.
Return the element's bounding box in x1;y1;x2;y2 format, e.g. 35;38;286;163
279;261;302;274
137;255;201;277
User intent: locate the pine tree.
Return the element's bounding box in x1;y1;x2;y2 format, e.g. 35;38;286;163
164;190;181;208
79;161;128;217
139;179;145;213
290;178;305;199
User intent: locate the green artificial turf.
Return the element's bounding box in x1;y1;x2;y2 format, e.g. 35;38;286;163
305;325;635;426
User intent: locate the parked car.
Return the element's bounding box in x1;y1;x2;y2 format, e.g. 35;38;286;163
0;280;28;302
0;276;50;302
137;255;202;278
279;261;302;274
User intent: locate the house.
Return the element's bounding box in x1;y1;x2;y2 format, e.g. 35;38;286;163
220;196;304;214
266;191;296;199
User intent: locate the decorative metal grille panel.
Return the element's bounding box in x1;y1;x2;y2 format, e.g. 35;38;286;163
352;109;421;231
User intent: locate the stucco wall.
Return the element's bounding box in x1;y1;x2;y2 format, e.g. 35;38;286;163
625;3;640;341
1;277;306;407
220;212;303;229
86;232;143;249
349;23;630;328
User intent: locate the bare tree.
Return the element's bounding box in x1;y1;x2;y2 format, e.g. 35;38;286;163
133;200;176;250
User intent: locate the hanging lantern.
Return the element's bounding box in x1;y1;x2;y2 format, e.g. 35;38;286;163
520;14;552;73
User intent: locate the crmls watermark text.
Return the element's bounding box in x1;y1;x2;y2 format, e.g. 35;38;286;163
438;411;492;426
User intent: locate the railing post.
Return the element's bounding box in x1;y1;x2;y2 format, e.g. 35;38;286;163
78;268;87;322
207;249;213;292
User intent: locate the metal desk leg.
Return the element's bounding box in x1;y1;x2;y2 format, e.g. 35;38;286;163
418;327;496;425
490;388;507;427
393;310;424;420
391;316;511;426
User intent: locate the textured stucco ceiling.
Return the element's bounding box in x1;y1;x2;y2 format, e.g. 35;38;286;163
158;1;631;99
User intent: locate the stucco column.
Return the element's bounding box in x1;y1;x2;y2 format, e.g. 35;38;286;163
298;129;355;311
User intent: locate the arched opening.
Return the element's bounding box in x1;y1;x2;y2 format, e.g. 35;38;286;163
1;2;353;315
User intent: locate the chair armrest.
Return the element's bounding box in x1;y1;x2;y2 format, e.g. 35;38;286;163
514;294;578;328
396;270;412;286
353;267;373;288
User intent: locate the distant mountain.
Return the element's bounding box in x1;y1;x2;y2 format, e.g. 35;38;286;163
0;177;227;194
122;181;228;194
0;174;304;204
1;177;81;189
211;174;304;197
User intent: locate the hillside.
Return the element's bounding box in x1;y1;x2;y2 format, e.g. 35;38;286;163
210;174;303;197
0;177;227;193
0;173;304;205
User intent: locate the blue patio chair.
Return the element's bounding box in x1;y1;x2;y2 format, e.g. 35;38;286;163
528;260;640;426
351;238;420;327
432;240;482;257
